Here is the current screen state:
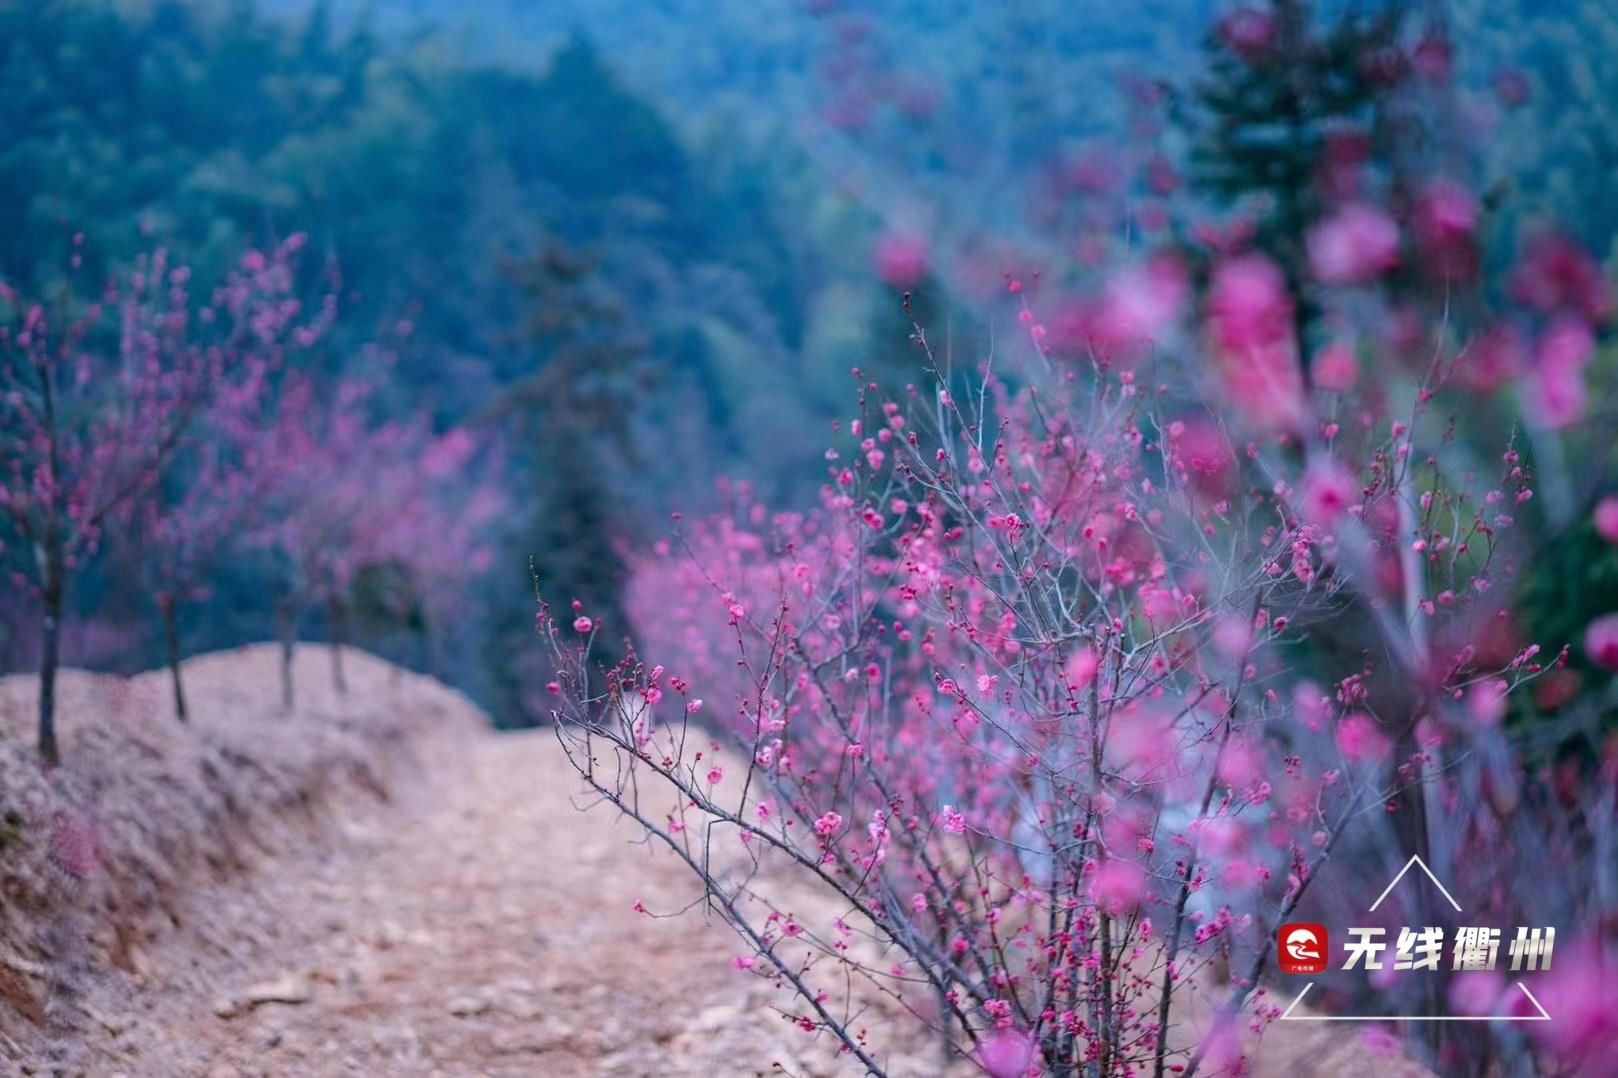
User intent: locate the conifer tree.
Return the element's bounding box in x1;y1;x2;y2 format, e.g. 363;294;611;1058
1186;0;1413;373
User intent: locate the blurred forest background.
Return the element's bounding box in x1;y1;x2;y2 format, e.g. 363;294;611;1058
4;0;1618;726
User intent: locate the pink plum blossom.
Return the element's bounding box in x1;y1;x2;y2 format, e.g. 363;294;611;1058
1448;969;1506;1017
1207;254;1305;428
1312;339;1360;392
1089;858;1147;915
1466;680;1509;726
1527;941;1618;1075
1065;647;1100;690
1219;8;1274;61
1594;496;1618;543
1336;712;1392;763
874;229;928;287
1298;457;1360;524
1308;203;1400;284
1584;614;1618;671
1511;235;1613;324
1525;316;1595;428
975;1027;1035;1078
1415;180;1479;278
813;811;844;837
1089;256;1188;358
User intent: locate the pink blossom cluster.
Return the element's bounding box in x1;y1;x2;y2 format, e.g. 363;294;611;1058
541;12;1618;1073
545;272;1573;1070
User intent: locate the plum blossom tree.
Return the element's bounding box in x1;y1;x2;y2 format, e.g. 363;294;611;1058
252;372;392;707
334;425;504;684
137;425;271;724
0;236;315;762
374;428;505;672
126;239;334;722
541;16;1618;1064
251;369;500;709
540;247;1583;1073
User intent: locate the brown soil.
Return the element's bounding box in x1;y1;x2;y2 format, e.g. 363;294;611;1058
1;646;1431;1077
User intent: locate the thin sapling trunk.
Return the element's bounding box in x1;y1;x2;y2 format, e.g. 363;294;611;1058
37;542;63;767
328;596;348;695
278;599;297;712
160;594;188;722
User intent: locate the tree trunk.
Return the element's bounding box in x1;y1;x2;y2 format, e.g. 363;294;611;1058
426;618;444;680
328;597;347;695
35;339;66;766
161;595;188;723
278;600;296;713
38;560;63;767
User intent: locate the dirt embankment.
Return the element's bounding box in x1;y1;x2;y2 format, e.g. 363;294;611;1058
0;644;931;1077
0;646;1429;1077
0;643;478;1072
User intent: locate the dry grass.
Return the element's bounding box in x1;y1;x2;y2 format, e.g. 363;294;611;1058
0;643;479;1065
0;646;1429;1075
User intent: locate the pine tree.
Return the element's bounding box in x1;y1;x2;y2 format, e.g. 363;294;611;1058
1185;0;1414;374
491;237;648;722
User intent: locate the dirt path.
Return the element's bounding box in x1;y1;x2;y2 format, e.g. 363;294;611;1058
70;729;848;1078
49;673;1426;1078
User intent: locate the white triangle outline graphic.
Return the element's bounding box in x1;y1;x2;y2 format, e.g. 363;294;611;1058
1276;855;1552;1022
1368;855;1462;914
1278;980;1551;1022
